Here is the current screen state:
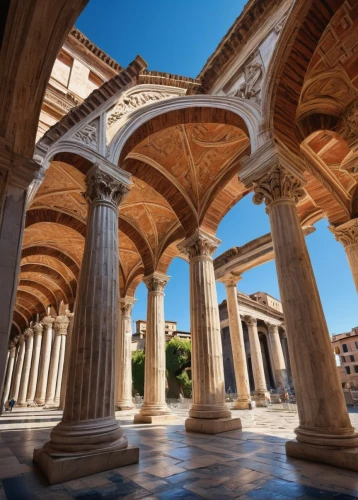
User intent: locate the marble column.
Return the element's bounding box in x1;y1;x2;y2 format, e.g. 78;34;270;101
45;315;69;408
267;323;287;389
244;316;268;406
26;322;43;405
116;297;135;410
17;328;34;406
59;310;74;410
54;316;69;407
134;273;175;423
34;163;138;484
3;342;16;404
178;229;241;434
10;334;26;401
330;218;358;293
219;274;251;409
253;164;358;470
281;329;293;388
35;316;54;405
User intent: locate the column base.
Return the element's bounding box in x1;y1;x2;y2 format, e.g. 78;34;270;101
253;391;270;407
33;446;139;485
116;402;135;411
44;402;59;409
185;417;242;434
233;399;251;410
17;402;29;407
133;414;178;424
286;440;358;473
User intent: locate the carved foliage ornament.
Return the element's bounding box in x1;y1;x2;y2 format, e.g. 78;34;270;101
253;166;305;207
73;120;98;149
33;322;43;336
244;315;257;326
120;300;135;317
41;316;55;327
330;219;358;247
54;315;70;335
84;166;130;207
24;328;34;339
144;275;169;293
179;230;220;259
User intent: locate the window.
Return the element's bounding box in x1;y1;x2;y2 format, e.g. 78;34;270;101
355;366;358;374
342;344;348;353
351;355;355;362
345;366;351;375
355;341;358;349
341;356;346;363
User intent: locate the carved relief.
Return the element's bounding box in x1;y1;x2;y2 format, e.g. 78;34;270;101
302;76;351;103
107;91;176;127
253;166;305;207
227;52;263;102
73;120;98;149
84;165;130;207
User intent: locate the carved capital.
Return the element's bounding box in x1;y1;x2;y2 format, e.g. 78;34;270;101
24;328;34;340
267;323;279;335
330;218;358;248
65;310;74;320
219;272;242;287
120;297;136;317
8;341;16;351
243;315;257;327
84;164;130;208
253;166;305;208
41;316;55;329
17;334;25;345
143;272;170;293
178;229;220;259
54;315;70;335
33;322;43;336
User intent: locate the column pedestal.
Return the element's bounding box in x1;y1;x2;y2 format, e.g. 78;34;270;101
34;163;138;483
253;162;358;471
134;273;176;424
179;230;241;434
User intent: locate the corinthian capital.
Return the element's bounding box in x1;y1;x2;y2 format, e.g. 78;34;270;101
178;229;220;259
143;272;170;293
33;322;43;336
24;328;34;340
120;297;136;317
84;164;130;207
41;315;55;328
253;166;305;208
330;218;358;248
243;315;257;327
54;315;70;335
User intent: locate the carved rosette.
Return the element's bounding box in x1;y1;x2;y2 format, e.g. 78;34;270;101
244;315;257;327
84;165;130;209
41;316;55;329
54;315;70;336
33;322;43;336
120;298;135;318
143;273;170;294
178;229;220;260
24;328;34;340
330;219;358;248
253;166;305;208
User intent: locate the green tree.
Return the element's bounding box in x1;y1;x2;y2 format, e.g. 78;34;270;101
132;349;145;395
166;338;192;398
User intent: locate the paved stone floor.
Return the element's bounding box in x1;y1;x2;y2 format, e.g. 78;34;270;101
1;407;358;499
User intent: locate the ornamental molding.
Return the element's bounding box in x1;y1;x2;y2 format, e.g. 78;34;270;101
330;218;358;247
54;315;70;335
143;272;170;293
178;229;221;259
84;164;130;207
253;166;305;208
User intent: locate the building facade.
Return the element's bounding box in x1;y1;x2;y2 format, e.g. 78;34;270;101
332;327;358;388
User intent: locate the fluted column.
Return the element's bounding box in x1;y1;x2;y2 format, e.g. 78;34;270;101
116;297;135;410
34;163;138;484
244;316;268;406
35;316;55;405
253;163;358;468
59;310;74;409
17;328;34;406
267;323;287;389
134;273;174;423
54;316;69;407
45;315;69;408
219;274;251;409
330;219;358;292
178;229;241;434
26;322;43;405
3;342;16;404
10;334;25;401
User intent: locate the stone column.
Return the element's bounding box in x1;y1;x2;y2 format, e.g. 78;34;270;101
10;334;26;401
0;153;41;405
267;323;287;389
253;164;358;470
17;328;34;406
134;273;175;424
330;218;358;293
244;316;268;406
34;163;138;484
35;316;55;405
26;322;43;405
281;329;293;388
59;310;74;410
53;316;69;407
116;297;135;410
219;274;251;409
178;229;241;434
45;315;69;408
3;342;16;404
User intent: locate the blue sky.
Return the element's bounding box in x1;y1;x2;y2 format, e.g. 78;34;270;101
76;1;357;336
